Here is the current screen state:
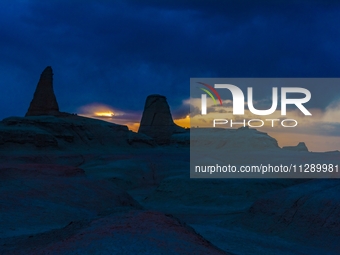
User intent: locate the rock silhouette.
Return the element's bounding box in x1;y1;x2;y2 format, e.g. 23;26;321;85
0;66;155;149
138;94;186;144
26;66;60;116
282;142;308;151
190;126;280;151
0;115;155;149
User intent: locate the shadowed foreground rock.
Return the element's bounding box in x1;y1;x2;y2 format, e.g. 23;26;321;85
138;94;186;144
7;211;228;255
26;66;61;116
244;179;340;252
0;115;155;149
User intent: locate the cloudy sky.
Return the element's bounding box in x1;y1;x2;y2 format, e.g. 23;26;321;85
0;0;339;151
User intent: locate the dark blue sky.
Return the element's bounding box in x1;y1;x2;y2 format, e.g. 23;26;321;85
0;0;339;121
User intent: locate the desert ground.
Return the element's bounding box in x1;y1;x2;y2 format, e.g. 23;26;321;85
1;67;340;254
1;115;340;255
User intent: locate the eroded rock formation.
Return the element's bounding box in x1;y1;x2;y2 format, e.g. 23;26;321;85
26;66;60;116
138;94;186;144
0;115;155;149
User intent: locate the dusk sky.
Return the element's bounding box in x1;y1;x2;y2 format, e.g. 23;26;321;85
1;1;340;151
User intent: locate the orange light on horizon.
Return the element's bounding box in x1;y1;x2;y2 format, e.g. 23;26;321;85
94;111;115;117
174;115;190;129
126;122;140;132
125;115;190;133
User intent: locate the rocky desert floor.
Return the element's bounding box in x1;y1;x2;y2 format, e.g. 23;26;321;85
1;143;340;255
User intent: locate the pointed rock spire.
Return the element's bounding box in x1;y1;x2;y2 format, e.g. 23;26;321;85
26;66;60;116
138;94;185;144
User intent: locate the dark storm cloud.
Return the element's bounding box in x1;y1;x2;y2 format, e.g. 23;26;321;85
172;101;190;119
0;0;339;120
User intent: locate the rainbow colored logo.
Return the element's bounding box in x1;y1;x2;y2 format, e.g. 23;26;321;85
197;82;222;106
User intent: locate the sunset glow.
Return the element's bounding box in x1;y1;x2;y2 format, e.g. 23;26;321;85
174;115;190;129
76;97;340;152
94;111;115;117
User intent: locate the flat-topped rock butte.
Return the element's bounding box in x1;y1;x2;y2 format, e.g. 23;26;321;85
138;94;186;144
